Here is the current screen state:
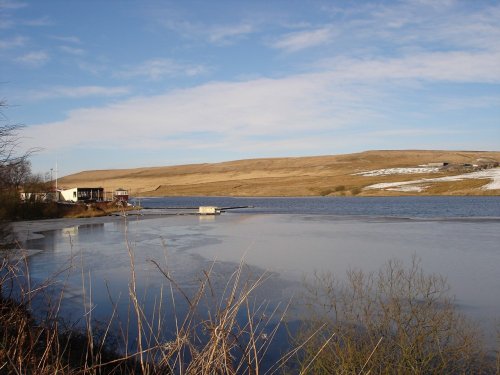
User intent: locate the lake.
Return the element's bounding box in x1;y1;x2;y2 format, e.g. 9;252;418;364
12;196;500;356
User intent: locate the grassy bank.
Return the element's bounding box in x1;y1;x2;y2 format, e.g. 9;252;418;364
1;198;138;222
61;201;139;219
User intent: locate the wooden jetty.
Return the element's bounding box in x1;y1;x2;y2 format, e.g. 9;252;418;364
113;205;253;217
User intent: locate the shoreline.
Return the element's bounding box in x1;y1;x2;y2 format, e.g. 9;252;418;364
10;215;161;242
9;195;500;244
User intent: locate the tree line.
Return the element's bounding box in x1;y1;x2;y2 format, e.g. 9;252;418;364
0;101;55;234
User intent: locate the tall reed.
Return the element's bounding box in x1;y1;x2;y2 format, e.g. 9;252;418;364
0;236;309;374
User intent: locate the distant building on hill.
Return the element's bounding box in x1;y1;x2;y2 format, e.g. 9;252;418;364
425;162;449;167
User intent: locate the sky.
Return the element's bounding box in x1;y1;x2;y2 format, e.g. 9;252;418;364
1;0;499;177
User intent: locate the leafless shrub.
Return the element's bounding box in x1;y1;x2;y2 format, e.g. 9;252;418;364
298;256;496;374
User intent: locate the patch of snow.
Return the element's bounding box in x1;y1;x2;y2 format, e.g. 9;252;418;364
354;167;440;177
365;180;426;190
386;185;426;192
430;168;500;190
364;167;500;191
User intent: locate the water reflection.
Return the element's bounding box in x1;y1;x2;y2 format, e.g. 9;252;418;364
61;223;105;238
19;212;500;349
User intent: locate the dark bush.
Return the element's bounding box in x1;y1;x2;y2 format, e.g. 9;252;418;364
298;257;495;374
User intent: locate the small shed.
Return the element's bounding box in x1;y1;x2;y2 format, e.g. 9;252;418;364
114;188;129;202
60;187;104;203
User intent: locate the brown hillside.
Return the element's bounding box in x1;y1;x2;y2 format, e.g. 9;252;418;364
58;150;500;197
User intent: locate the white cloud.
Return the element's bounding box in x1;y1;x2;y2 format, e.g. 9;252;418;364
26;86;130;100
116;58;207;80
22;75;345;152
270;27;335;52
15;2;500;170
16;50;49;67
22;46;500;158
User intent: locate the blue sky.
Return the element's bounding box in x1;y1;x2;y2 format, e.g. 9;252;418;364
1;0;499;176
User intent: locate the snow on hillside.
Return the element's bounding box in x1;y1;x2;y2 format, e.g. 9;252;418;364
354;167;440;177
364;167;500;192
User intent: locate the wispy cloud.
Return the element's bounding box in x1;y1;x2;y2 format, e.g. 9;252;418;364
0;0;26;10
59;45;85;56
22;15;51;26
0;0;24;30
26;85;130;100
20;72;382;156
317;1;500;57
0;17;14;29
436;95;500;111
11;0;500;172
51;35;81;44
116;58;208;80
208;23;254;44
319;51;500;83
270;26;335;52
160;17;257;46
76;60;107;75
0;35;27;49
22;43;500;157
16;50;49;67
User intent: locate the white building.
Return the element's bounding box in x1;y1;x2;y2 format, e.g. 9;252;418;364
60;187;104;202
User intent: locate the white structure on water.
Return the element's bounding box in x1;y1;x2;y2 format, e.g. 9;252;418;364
198;206;221;215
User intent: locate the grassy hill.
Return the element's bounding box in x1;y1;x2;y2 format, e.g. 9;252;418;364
58;150;500;197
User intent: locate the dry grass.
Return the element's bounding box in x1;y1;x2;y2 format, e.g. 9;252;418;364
0;228;317;374
62;202;138;219
58;150;500;197
423;179;496;195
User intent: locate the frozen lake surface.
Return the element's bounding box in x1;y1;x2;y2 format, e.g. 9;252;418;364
12;196;500;350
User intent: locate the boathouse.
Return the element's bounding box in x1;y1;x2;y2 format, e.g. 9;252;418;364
114;188;129;202
60;187;104;203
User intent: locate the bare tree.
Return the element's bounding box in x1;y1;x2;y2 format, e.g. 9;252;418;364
0;100;37;189
0;101;25;167
0;100;35;243
0;158;31;190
